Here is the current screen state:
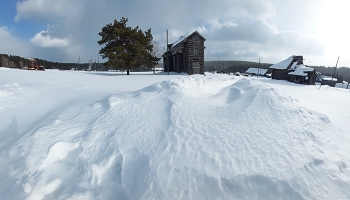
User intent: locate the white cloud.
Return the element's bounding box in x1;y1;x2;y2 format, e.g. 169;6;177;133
273;31;325;55
0;26;11;37
30;31;69;48
0;26;31;57
195;18;325;64
13;0;279;63
201;19;277;44
15;0;73;22
7;0;344;66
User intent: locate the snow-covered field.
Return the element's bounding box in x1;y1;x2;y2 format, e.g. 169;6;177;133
1;68;350;200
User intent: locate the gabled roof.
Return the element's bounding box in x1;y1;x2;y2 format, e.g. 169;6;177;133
269;55;304;70
162;31;206;57
288;65;314;76
290;62;298;70
269;56;294;69
294;65;314;72
170;31;206;48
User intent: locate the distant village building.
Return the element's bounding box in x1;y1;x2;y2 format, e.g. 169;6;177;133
269;56;304;80
245;68;268;76
162;31;206;75
321;77;337;87
288;65;317;85
269;55;317;85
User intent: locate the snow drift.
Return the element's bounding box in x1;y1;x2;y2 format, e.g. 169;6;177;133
0;69;349;199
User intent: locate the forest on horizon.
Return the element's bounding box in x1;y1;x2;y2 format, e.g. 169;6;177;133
1;53;349;83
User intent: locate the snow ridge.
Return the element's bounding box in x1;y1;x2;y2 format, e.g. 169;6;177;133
0;72;349;199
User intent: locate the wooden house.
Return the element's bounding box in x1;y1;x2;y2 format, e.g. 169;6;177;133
163;31;206;75
288;65;317;85
269;55;318;85
245;68;268;76
321;77;337;87
269;56;304;80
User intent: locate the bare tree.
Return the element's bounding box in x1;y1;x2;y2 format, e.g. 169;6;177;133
19;60;24;68
8;60;15;68
151;41;166;73
88;59;93;71
1;55;9;67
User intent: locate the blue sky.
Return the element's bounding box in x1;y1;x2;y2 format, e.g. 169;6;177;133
1;0;349;67
0;0;42;39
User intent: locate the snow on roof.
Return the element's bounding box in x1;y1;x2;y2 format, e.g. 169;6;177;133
288;65;314;76
295;65;314;72
290;62;298;70
269;56;294;69
322;77;337;81
288;71;307;76
170;31;205;48
245;68;268;75
171;32;192;47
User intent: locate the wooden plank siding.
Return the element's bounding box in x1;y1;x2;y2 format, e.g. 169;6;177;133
162;52;173;72
173;53;183;73
163;31;205;75
272;69;290;80
184;38;205;75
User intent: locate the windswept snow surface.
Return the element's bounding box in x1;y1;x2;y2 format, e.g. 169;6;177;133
1;68;350;200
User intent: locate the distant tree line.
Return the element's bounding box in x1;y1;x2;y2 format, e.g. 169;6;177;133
204;60;272;74
308;66;350;83
2;52;350;82
0;52;159;72
0;54;25;68
0;53;110;71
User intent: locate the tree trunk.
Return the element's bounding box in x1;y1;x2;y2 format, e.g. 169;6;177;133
127;69;130;75
347;81;349;89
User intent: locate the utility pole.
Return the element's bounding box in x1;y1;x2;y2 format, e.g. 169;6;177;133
331;56;339;82
166;29;169;75
223;61;225;73
98;53;100;72
257;58;260;78
77;56;80;72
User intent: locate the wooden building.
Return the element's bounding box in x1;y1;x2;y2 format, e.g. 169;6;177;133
321;77;337;87
245;68;268;76
288;66;317;85
269;56;304;80
269;55;318;85
163;31;206;75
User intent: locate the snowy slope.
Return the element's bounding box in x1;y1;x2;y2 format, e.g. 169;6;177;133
1;68;349;200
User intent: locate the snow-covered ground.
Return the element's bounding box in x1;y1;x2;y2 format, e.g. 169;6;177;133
1;68;350;200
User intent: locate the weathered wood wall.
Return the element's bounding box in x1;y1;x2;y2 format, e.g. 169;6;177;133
163;31;205;75
272;69;290;80
184;34;205;75
173;53;183;73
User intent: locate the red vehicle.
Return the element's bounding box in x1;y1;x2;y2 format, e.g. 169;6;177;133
27;58;45;71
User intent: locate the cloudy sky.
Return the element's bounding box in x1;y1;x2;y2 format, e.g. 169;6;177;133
0;0;349;67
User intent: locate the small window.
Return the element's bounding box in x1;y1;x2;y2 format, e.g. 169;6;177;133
194;48;199;55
